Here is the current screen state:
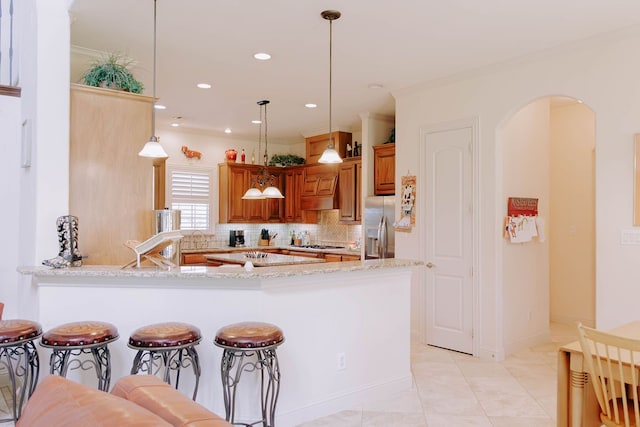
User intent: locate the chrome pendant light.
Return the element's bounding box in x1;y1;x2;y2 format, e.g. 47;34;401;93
242;100;284;199
139;0;168;158
318;10;343;164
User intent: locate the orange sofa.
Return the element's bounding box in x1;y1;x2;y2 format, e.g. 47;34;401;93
16;374;231;427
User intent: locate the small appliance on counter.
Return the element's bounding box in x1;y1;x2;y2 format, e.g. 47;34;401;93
152;209;181;265
229;230;245;247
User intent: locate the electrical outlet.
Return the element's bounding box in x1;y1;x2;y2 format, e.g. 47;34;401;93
337;352;346;371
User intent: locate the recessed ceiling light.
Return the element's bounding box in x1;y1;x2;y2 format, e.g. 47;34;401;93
305;103;317;108
224;128;232;134
170;123;180;127
254;52;271;60
368;83;384;89
196;83;211;89
154;104;166;110
251;120;262;124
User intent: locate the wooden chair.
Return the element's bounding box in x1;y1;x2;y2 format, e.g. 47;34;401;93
577;322;640;427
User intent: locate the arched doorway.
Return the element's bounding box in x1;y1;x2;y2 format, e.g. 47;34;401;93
498;96;595;354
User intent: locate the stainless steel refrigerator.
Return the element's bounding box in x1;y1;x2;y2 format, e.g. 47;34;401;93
364;196;395;259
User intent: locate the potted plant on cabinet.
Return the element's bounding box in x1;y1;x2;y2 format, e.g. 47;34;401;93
82;53;144;94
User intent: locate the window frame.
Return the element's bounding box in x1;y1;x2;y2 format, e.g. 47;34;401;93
166;165;214;232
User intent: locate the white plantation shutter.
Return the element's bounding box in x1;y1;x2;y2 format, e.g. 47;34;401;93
169;168;212;230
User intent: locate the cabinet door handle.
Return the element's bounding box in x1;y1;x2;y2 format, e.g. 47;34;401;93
426;262;435;269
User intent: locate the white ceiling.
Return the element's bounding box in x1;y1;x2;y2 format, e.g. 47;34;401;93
69;0;640;144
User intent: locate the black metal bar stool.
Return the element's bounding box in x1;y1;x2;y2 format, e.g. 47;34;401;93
214;321;284;427
40;321;119;392
128;321;202;400
0;319;42;422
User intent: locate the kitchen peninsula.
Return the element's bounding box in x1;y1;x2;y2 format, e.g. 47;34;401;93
18;258;419;427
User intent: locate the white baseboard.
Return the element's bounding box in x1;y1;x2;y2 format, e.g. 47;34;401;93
274;375;413;427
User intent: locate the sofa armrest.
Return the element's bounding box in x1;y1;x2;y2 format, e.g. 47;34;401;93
17;375;173;427
111;375;231;427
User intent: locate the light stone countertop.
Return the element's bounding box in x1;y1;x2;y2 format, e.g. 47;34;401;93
18;258;421;280
181;244;363;257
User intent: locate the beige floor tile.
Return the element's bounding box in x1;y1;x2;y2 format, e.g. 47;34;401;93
424;413;493;426
297;323;569;426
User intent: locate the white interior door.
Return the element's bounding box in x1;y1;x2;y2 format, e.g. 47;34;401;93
423;124;474;354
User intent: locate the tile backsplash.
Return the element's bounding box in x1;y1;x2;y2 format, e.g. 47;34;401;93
180;210;362;250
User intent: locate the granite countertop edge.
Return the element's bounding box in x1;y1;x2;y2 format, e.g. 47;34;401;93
17;259;422;280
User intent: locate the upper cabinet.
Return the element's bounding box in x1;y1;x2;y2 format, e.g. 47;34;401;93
338;158;362;223
373;143;395;195
305;131;352;164
284;166;318;224
69;84;154;265
219;163;284;223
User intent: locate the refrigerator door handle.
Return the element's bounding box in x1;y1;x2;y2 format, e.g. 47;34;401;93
378;216;387;258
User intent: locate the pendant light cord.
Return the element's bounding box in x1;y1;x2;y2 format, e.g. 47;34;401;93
151;0;157;141
258;104;262;165
264;101;268;165
328;17;333;149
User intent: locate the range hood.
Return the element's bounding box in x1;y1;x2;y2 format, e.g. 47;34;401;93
300;164;339;210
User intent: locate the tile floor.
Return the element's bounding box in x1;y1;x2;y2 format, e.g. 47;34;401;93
297;323;577;427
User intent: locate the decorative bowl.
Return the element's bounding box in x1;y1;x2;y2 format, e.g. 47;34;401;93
225;149;237;162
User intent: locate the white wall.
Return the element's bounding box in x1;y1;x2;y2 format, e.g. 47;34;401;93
0;95;22;315
395;26;640;357
499;98;550;354
4;0;72;319
549;102;595;326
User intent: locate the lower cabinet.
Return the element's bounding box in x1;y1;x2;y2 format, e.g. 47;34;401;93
181;253;208;266
324;253;361;262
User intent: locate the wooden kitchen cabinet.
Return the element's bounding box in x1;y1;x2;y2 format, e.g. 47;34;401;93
373;143;395;195
305;131;352;164
219;163;284;223
69;84;154;265
284;166;318;224
181;253;208;265
324;253;361;262
338;158;362;223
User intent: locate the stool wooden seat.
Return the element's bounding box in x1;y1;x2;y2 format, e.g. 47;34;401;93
214;322;284;427
40;321;118;392
0;319;42;422
128;322;202;400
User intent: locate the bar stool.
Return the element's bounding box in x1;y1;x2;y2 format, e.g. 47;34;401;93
0;319;42;422
40;321;118;392
214;321;284;427
128;321;202;400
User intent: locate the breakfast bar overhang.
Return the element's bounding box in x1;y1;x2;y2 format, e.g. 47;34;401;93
19;259;420;427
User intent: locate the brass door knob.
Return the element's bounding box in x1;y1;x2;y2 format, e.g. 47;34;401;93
426;262;435;269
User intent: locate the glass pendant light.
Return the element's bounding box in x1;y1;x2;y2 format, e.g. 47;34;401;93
242;100;284;199
139;0;168;158
318;10;343;164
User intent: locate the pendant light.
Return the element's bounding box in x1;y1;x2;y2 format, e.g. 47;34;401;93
318;10;343;164
139;0;168;158
242;100;284;199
